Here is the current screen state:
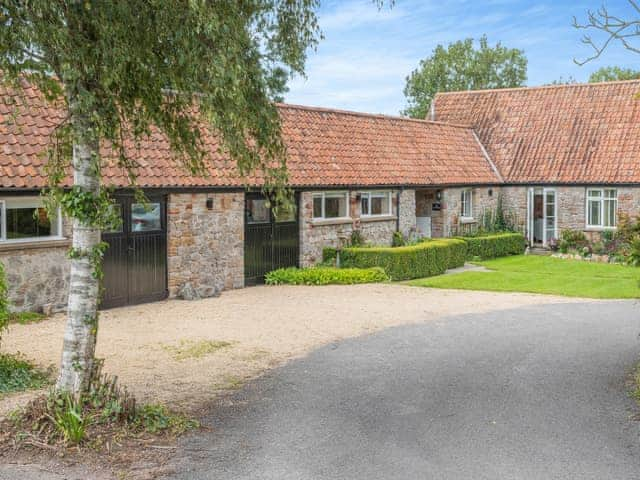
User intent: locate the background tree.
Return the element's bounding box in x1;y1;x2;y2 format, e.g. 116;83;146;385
589;66;640;82
546;75;578;85
402;35;527;119
0;0;329;398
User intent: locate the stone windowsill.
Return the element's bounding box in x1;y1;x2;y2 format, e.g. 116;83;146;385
0;238;71;252
460;217;476;224
310;218;353;227
360;215;397;223
584;226;617;232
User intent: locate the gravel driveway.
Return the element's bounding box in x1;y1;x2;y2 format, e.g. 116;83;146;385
2;287;638;479
165;300;640;480
2;285;585;416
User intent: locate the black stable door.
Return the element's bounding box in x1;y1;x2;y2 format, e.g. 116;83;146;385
101;194;168;309
244;193;299;285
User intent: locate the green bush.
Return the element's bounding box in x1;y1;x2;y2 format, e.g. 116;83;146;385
560;229;588;249
322;247;338;264
392;231;406;247
265;266;389;285
628;237;640;267
349;229;365;247
339;239;467;281
459;233;526;260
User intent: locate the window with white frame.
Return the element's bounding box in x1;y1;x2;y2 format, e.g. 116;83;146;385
0;197;63;242
587;188;617;228
312;192;349;220
460;189;473;219
361;191;392;217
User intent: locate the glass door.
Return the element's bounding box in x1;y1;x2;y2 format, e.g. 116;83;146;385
543;188;557;245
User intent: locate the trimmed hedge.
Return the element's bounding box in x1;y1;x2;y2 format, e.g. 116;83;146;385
265;266;388;285
459;233;526;260
339;239;467;281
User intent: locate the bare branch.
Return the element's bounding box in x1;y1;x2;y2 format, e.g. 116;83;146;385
574;1;640;65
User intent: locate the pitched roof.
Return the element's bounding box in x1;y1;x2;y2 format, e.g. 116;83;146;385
433;80;640;184
0;81;499;190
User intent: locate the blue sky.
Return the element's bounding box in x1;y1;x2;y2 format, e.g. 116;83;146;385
285;0;639;114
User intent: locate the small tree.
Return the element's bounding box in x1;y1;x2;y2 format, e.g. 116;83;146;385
403;35;527;118
0;1;324;397
0;0;392;399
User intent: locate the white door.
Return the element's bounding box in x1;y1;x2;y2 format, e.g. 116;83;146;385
543;188;557;245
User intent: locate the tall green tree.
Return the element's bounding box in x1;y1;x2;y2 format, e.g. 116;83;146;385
0;0;354;397
589;66;640;82
402;35;527;119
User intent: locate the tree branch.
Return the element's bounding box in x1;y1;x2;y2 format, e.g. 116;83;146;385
574;1;640;65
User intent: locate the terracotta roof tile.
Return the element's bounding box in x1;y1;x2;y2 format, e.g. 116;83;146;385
0;82;498;189
433;80;640;184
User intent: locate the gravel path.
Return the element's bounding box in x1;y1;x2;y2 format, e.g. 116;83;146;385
165;300;640;480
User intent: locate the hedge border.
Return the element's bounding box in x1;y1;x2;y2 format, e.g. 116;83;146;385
339;239;467;281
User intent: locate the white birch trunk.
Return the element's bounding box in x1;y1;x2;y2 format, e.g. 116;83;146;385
56;115;101;396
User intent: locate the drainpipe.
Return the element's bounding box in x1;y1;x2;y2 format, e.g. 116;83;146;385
396;189;402;233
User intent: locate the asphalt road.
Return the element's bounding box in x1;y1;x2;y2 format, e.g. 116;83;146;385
167;301;640;480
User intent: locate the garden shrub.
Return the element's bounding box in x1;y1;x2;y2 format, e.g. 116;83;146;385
628;237;640;267
478;193;520;234
339;239;467;281
322;247;338;264
616;213;640;243
459;233;526;260
349;229;365;247
560;229;588;250
392;231;406;247
265;266;389;285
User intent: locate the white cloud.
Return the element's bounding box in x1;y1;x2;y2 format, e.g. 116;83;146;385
319;0;407;31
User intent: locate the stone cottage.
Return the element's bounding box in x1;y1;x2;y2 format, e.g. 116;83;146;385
1;79;639;312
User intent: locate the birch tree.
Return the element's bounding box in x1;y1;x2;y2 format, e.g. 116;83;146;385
0;0;326;397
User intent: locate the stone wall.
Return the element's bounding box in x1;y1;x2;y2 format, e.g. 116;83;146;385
398;189;417;237
299;190;401;267
426;186;499;237
496;186;640;242
1;243;70;313
167;192;244;299
500;186;528;233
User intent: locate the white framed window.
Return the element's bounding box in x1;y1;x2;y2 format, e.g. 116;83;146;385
586;188;617;229
361;191;392;217
0;196;63;243
312;192;349;220
460;189;473;219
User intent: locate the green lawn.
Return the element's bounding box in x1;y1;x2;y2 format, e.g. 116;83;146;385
408;255;640;299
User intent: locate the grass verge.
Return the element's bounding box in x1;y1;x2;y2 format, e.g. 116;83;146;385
8;311;47;325
161;339;234;361
409;255;640;299
0;353;51;395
